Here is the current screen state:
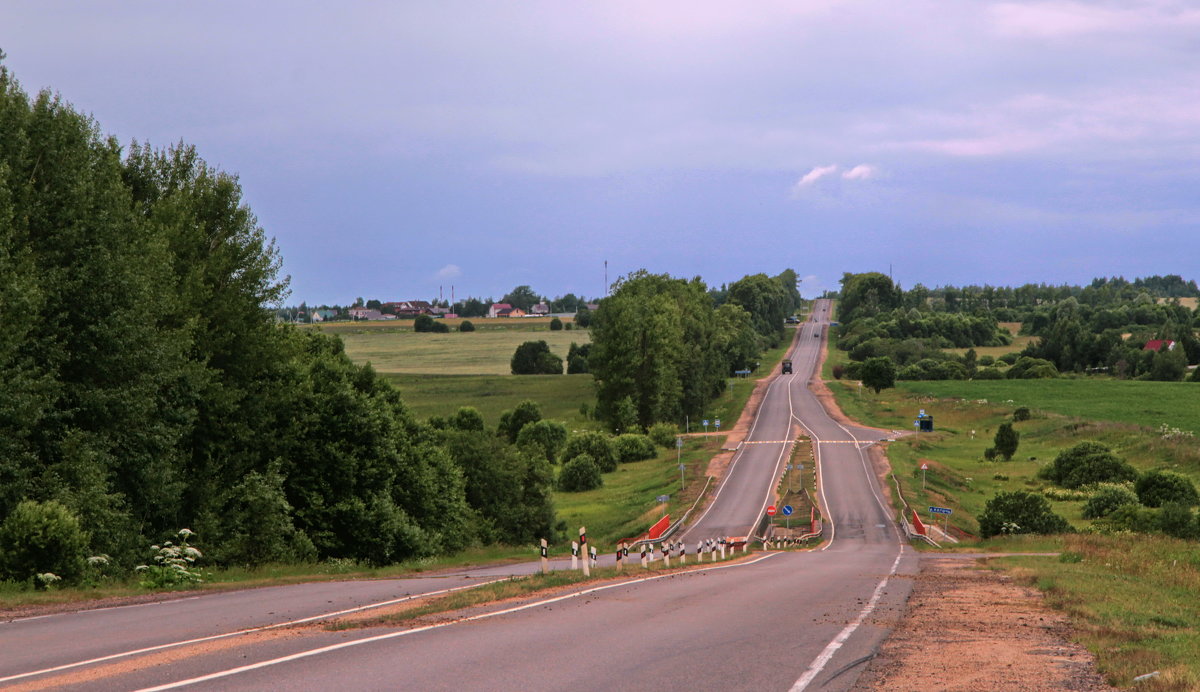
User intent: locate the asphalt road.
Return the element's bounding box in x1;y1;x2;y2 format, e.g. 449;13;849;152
2;299;918;691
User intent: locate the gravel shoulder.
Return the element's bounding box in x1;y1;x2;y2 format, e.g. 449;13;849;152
853;556;1114;691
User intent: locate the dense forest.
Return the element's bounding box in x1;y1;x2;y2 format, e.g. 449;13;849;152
0;61;564;584
834;272;1200;382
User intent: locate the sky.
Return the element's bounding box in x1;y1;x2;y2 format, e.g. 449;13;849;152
2;1;1198;305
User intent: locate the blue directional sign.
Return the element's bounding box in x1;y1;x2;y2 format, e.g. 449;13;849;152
781;505;794;516
929;506;952;515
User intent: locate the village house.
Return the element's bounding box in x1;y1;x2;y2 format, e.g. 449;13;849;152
1144;339;1177;352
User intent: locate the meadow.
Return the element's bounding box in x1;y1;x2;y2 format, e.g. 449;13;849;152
385;373;596;428
314;320;588;376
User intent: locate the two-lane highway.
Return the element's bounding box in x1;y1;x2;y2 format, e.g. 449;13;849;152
2;299;917;691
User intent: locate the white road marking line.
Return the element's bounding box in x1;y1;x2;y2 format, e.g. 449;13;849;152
0;580;502;685
136;552;784;692
790;550;903;691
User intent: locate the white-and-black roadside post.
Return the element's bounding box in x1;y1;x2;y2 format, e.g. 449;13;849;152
590;545;597;568
616;542;624;572
663;543;670;568
719;538;726;560
640;543;648;568
540;538;549;574
580;526;590;577
571;541;579;571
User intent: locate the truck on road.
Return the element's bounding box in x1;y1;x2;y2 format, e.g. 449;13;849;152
781;359;793;374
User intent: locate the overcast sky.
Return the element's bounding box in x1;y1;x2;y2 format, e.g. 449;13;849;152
3;1;1198;305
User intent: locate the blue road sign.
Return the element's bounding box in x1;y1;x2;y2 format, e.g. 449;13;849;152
702;419;709;427
781;505;794;516
929;506;952;515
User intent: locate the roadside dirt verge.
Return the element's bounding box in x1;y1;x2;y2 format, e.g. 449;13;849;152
853;556;1114;691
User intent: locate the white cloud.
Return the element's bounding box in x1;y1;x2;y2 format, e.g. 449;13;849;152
796;165;839;187
842;164;878;180
435;264;462;280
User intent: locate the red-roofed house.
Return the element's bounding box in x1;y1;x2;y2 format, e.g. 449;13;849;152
1144;339;1176;352
488;303;512;318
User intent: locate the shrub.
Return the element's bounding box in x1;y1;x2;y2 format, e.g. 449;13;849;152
648;422;679;448
1041;442;1139;489
974;367;1004;380
558;454;603;492
0;500;89;586
459;320;475;332
1093;503;1157;534
977;490;1072;538
1135;470;1199;508
978;355;996;366
1157;503;1199;540
414;314;448;333
614;434;658;463
549;317;563;331
831;364;845;380
517;419;568;463
1081;483;1139;519
566;342;591;374
1006;356;1059;379
562;431;618;473
511;340;563;375
1012;407;1031;422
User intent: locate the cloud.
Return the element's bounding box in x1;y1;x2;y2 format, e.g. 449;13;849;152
435;264;462;280
792;165;840;187
842;164;878;181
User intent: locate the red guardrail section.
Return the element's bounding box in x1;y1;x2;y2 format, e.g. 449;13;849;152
647;514;670;540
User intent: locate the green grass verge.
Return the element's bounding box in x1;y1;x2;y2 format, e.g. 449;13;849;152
997;534;1200;690
555;436;721;545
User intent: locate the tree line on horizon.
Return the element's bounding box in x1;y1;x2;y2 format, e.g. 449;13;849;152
833;272;1200;384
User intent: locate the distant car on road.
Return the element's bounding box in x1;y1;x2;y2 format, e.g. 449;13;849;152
785;316;800;324
781;359;793;374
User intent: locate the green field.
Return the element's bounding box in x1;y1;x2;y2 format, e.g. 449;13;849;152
328;327;588;376
384;373;597;428
898;378;1200;433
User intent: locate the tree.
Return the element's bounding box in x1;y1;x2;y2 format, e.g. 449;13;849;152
501;285;540;312
574;305;592;328
838;272;902;324
977;491;1072;538
1136;470;1199;508
443;431;555;543
562;432;618;473
517;420;568;463
727;273;788;348
549;317;563;331
497;400;542;443
510;341;563;375
991;423;1020;461
558;454;603;492
567;342;591;374
860;357;896;393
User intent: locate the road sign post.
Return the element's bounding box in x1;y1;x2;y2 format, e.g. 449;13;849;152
703;419;709;433
676;437;684;488
782;504;794;529
929;506;952;537
921;462;929;490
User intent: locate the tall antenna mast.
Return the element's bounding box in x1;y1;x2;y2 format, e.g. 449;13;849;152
604;260;608;297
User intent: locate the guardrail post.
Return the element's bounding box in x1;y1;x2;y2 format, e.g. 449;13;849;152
580;527;590;577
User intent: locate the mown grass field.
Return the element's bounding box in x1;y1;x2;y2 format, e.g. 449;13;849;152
898;378;1200;433
328;325;588;376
